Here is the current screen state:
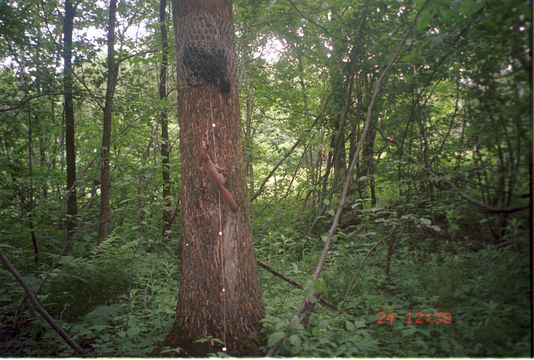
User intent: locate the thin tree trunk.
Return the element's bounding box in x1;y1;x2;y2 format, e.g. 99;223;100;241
159;0;172;239
63;0;77;243
19;52;38;263
97;0;118;245
27;105;38;263
361;120;377;205
157;0;265;356
310;72;355;234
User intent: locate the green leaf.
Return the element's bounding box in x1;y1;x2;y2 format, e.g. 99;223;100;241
313;279;325;294
289;334;301;353
420;218;431;226
161;346;182;355
267;331;286;347
83;304;121;325
354;320;366;328
304;279;316;298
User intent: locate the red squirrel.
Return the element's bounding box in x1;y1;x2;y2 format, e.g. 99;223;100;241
201;153;239;212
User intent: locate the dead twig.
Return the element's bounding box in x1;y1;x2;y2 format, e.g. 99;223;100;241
257;259;338;311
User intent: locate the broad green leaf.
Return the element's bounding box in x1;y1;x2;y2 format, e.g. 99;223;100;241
267;331;286;347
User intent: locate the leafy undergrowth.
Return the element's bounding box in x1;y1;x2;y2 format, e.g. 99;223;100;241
255;201;531;357
0;201;530;357
0;234;179;357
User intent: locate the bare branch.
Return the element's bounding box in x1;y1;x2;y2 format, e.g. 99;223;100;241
257;259;338;310
266;1;428;355
286;0;345;42
340;230;398;312
0;92;63;112
0;249;87;356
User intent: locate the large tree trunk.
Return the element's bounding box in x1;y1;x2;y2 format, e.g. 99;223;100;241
63;0;77;243
97;0;118;245
158;0;264;356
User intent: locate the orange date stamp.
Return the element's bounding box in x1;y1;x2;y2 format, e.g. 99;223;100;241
377;312;452;325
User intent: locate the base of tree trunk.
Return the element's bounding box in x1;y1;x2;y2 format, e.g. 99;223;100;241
152;322;265;357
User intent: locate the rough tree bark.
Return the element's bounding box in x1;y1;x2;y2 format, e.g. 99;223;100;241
156;0;265;357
